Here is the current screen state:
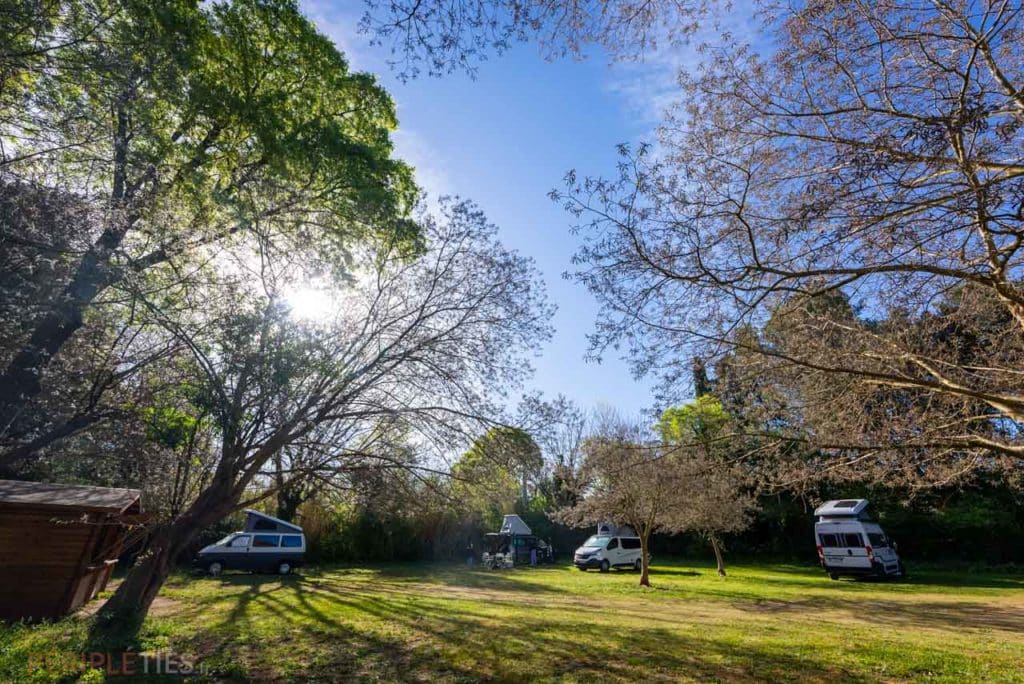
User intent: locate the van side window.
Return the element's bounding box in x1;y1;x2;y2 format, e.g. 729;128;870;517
281;535;302;548
621;538;641;550
606;538;619;550
843;533;863;547
819;533;839;547
867;533;888;547
229;535;251;548
253;534;280;548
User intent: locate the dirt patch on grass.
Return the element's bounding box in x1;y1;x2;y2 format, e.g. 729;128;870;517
742;598;805;613
147;596;183;617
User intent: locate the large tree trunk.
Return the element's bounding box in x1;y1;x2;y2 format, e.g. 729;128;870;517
710;534;726;577
639;532;651;587
0;96;137;450
273;452;303;522
94;479;238;635
94;524;183;635
276;488;302;522
0;226;127;451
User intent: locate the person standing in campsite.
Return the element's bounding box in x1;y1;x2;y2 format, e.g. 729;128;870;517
530;546;538;566
466;540;475;567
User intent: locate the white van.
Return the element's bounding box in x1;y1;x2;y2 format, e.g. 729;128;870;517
573;524;647;572
814;499;903;580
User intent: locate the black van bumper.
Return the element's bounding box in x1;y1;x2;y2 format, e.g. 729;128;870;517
822;561;900;578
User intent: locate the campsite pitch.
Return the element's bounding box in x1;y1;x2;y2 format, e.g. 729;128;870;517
2;562;1023;682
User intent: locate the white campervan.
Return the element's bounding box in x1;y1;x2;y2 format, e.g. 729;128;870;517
573;523;648;572
814;499;903;580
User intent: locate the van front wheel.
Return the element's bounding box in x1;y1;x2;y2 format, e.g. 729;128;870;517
207;561;223;577
599;560;610;573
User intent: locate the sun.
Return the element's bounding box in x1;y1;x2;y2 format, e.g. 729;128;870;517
283;285;335;322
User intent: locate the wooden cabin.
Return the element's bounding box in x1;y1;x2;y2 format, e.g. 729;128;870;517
0;479;145;621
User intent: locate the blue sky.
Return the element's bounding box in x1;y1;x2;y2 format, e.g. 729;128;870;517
301;1;696;417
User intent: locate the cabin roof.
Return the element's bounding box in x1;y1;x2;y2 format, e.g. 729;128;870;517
0;479;142;514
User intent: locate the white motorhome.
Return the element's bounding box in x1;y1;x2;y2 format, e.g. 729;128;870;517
573;523;648;572
814;499;903;580
195;510;306;576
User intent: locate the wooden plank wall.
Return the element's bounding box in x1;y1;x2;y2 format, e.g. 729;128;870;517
0;505;125;621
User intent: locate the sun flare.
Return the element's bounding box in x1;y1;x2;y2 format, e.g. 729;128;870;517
283;285;335;322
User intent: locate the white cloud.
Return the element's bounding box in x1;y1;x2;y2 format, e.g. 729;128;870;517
602;1;765;137
299;0;370;69
391;128;455;208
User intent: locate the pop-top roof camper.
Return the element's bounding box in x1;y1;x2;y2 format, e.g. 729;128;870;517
196;510;305;576
812;499;903;580
499;514;532;536
243;509;303;534
481;515;553;568
597;521;637;537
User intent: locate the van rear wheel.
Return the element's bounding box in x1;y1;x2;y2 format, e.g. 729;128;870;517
828;572;839;580
277;561;292;575
634;558;642;572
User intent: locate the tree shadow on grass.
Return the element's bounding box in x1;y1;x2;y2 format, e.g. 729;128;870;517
655;561;1024;590
272;562;571;600
145;562;1024;682
181;572;874;683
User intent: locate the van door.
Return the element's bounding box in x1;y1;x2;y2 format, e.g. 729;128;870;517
819;530;843;568
620;537;641;565
605;537;621;566
840;531;870;569
225;533;251;569
251;534;281;570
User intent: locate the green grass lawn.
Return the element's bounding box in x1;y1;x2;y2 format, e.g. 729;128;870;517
3;561;1023;682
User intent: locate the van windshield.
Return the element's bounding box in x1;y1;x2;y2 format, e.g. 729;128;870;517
216;533;237;546
867;532;889;547
582;535;611;548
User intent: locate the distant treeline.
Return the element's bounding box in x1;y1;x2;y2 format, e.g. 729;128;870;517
180;476;1023;568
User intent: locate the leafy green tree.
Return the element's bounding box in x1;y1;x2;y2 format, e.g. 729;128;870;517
0;0;418;456
452;426;543;529
657;395;730;446
658;396;757;576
